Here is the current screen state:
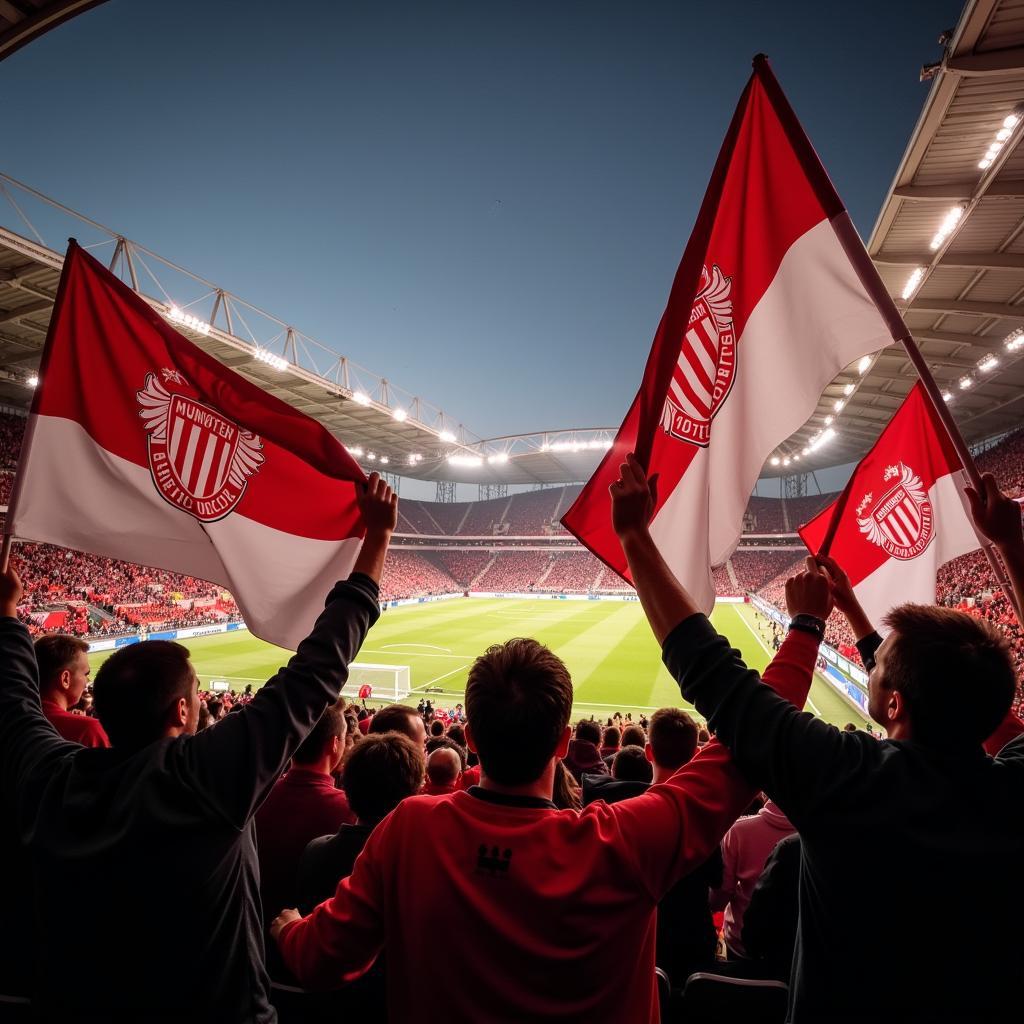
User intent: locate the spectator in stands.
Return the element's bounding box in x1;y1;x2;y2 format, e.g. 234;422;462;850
562;718;608;782
256;700;353;927
33;634;110;748
0;473;396;1021
423;746;462;795
369;703;427;746
551;759;582;810
741;832;802;981
709;799;796;959
621;723;646;748
612;745;653;783
271;470;823;1021
599;724;621;765
207;697;224;722
618;454;1024;1022
297;731;426;914
428;718;445;738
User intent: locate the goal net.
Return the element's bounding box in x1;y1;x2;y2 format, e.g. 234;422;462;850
348;662;412;702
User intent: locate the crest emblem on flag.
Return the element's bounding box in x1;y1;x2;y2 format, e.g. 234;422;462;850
856;462;934;560
136;372;264;522
660;263;735;447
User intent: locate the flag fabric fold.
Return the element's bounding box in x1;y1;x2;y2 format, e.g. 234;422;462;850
7;240;367;650
561;57;892;611
798;383;982;634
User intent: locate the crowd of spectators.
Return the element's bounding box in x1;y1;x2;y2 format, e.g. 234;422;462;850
378;551;461;602
474;550;553;591
730;550;804;593
536;551;605;592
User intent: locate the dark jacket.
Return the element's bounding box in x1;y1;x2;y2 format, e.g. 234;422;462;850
742;832;801;980
666;616;1024;1023
297;823;375;916
0;573;380;1024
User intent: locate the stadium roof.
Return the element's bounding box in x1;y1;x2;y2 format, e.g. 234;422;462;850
770;0;1024;477
0;0;107;62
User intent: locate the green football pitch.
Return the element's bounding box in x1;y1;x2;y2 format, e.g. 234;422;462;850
88;599;872;730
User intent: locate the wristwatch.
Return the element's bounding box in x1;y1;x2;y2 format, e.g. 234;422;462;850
788;613;826;642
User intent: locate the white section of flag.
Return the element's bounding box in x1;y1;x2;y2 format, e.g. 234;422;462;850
850;473;981;635
10;416;364;650
649;219;892;608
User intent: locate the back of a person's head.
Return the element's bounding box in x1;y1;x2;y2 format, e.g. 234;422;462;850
429;719;445;737
602;725;621;749
882;603;1016;746
574;718;601;746
649;707;699;771
446;723;467;747
425;735;467;769
292;699;347;765
612;745;653;782
34;634;89;689
342;731;425;825
93;641;194;749
466;637;572;786
426;746;461;786
369;704;421;741
621;724;646;747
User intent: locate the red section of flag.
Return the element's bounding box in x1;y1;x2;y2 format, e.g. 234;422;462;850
798;383;964;586
22;241;365;541
561;56;845;582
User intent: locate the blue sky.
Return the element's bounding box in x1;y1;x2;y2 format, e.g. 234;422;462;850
2;0;963;481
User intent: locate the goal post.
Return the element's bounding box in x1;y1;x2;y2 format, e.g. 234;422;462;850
348;662;412;702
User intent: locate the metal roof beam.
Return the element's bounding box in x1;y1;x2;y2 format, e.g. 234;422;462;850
0;298;51;323
910;327;1007;348
876;252;1024;271
892;180;1024;201
907;298;1024;319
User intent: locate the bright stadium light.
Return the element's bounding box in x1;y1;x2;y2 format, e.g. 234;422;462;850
978;354;999;373
449;454;483;468
959;375;973;390
1005;328;1024;352
979;112;1021;170
26;374;38;387
167;305;211;336
802;447;810;456
930;206;964;250
352;391;371;406
392;408;408;422
902;268;924;300
770;456;780;466
942;391;953;403
843;383;855;396
367;451;377;461
380;456;389;465
407;453;423;465
857;355;872;375
350;446;364;457
487;453;509;464
833;399;845;413
783;457;791;466
254;347;288;371
439;430;456;443
824;415;834;425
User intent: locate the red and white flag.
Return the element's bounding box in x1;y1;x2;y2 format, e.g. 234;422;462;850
562;57;892;610
6;241;367;650
799;383;981;631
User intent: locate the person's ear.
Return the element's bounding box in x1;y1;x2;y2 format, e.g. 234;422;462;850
464;723;477;754
555;725;572;759
174;696;189;729
60;668;72;692
645;742;654;764
889;688;905;724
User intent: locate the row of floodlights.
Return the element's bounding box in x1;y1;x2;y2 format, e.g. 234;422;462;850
541;439;613;453
978;113;1021;170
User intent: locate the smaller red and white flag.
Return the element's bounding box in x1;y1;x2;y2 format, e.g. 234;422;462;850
7;241;368;650
798;383;982;632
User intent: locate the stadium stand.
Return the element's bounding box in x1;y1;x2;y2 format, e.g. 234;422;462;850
474;550;552;591
378;551;460;601
426;550;493;587
537;551;605;592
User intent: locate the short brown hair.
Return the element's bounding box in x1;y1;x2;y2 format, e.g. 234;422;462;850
293;699;347;764
621;724;646;747
602;726;620;749
368;704;422;741
649;707;699;771
882;604;1016;746
34;634;89;688
574;719;601;746
342;731;424;825
466;638;572;785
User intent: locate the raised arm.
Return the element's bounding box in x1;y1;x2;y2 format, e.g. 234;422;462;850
183;475;397;828
0;567;81;810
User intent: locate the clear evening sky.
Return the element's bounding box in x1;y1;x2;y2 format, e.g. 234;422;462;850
3;0;963;481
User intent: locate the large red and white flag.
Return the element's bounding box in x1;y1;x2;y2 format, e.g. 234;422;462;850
562;57;893;610
799;383;982;631
6;241;367;650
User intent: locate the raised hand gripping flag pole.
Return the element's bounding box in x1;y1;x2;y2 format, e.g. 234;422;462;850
1;240;368;650
561;55;894;610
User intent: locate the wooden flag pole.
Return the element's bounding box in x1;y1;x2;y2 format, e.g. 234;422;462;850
823;211;1021;618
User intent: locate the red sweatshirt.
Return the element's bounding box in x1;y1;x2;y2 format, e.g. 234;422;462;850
278;622;819;1022
40;700;110;748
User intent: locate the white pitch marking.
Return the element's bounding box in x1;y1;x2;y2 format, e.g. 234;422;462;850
409;663;471;692
359;649;466;659
380;643;453;653
734;606;822;717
